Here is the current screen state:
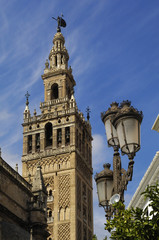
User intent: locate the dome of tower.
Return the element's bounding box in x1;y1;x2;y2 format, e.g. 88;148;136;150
53;32;65;45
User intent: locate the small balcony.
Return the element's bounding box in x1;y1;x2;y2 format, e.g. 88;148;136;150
47;216;54;223
47;196;54;202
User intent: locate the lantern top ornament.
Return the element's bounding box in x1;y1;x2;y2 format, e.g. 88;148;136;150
101;102;119;123
94;163;113;181
52;14;67;32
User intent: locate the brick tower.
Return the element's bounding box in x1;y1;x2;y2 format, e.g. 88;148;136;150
22;26;93;240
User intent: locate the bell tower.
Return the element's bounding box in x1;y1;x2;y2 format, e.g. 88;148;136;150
22;21;93;240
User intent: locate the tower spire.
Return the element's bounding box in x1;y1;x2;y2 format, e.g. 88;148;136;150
25;91;30;106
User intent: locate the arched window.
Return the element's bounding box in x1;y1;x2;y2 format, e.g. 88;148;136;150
65;207;70;220
49;211;52;217
59;208;64;221
55;56;57;66
45;122;52;147
28;135;32;153
51;83;58;99
65;127;70;145
57;128;62;147
36;133;40;151
49;190;52;196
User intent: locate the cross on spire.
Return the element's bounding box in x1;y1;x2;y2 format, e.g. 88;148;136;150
25;91;30;106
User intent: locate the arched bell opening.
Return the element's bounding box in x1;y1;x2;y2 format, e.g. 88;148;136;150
45;122;53;147
51;83;59;99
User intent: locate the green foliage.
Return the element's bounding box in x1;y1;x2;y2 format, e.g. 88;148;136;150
103;237;108;240
105;183;159;240
92;234;98;240
92;233;108;240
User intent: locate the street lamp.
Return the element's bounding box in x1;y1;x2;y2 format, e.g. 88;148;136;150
95;100;143;219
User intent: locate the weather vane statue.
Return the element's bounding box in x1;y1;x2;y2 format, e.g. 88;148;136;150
52;14;66;32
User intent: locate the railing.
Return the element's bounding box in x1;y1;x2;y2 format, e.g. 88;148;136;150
23;98;90;128
47;216;54;223
40;97;69;108
47;196;54;202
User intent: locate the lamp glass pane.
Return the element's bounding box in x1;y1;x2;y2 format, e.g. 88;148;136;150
96;178;113;206
105;119;119;146
116;118;140;154
116;121;125;148
124;118;139;144
105;119;112;140
96;180;106;205
107;179;113;201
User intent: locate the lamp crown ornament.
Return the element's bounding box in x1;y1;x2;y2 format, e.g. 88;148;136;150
95;163;113;180
103;163;111;169
113;100;143;128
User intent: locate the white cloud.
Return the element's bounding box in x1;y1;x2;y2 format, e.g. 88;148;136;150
92;134;112;172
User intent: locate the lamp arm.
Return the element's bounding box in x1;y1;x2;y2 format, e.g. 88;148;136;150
120;160;134;194
113;148;122;194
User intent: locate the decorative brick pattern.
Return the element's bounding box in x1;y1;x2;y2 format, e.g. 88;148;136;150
47;225;54;239
77;176;81;216
44;176;54;189
77;156;91;182
58;174;70;208
58;223;70;240
88;230;92;240
27;154;70;173
88;189;92;227
77;220;82;240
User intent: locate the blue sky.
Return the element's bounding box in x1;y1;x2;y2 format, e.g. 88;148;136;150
0;0;159;239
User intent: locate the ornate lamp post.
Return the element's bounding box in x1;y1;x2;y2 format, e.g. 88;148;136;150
95;100;143;219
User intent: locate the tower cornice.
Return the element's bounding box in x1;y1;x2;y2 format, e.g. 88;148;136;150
41;68;76;86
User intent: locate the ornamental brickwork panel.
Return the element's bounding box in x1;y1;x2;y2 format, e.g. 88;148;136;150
77;220;82;240
44;176;54;189
77;156;91;182
88;189;92;227
47;225;54;240
88;230;92;240
58;223;70;240
77;175;81;217
58;174;70;208
26;154;70;175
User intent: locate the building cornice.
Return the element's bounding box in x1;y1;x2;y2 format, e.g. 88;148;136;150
152;114;159;132
0;157;32;193
128;151;159;209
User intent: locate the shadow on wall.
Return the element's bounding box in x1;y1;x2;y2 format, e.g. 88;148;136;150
0;221;33;240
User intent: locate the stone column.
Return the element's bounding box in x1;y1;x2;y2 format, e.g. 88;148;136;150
23;135;28;155
70;125;75;146
53;128;57;149
40;132;45;152
57;53;61;68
